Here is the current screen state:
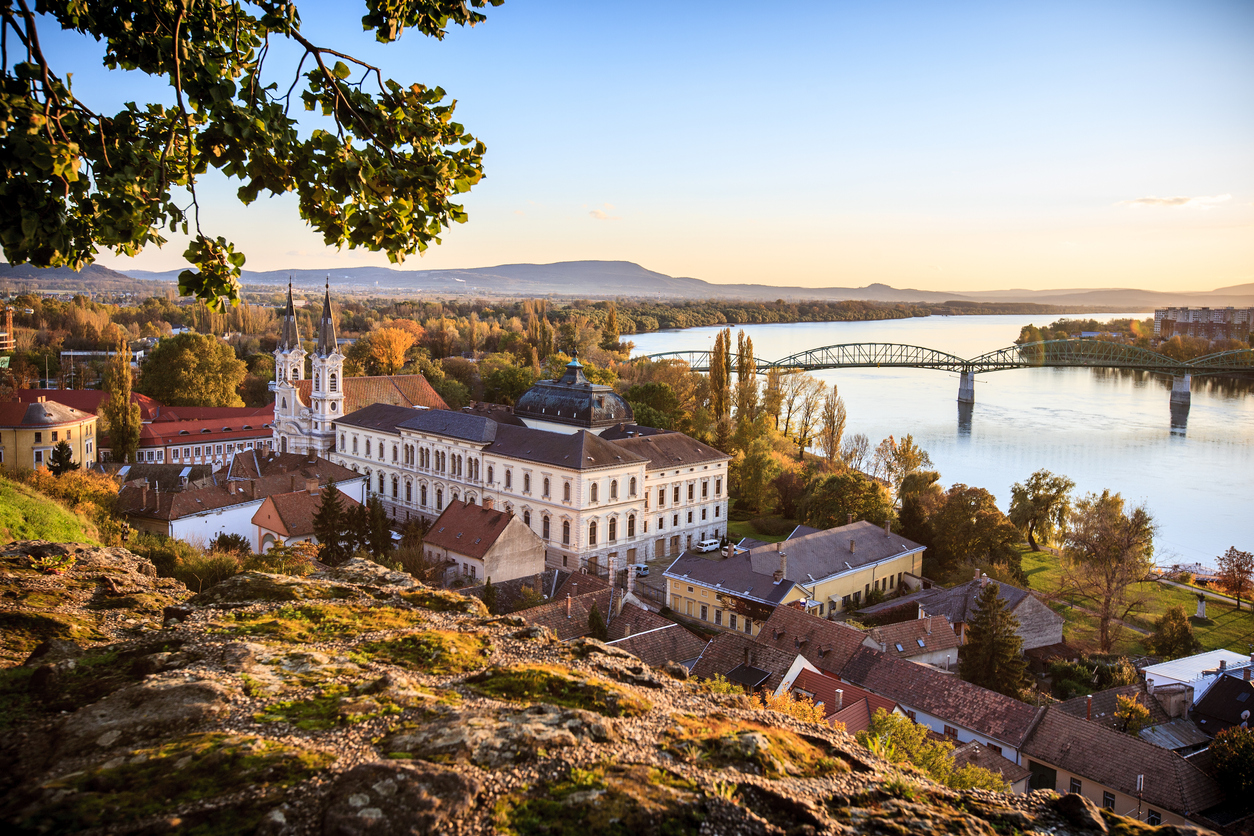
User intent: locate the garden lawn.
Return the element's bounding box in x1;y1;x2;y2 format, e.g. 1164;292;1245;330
1022;549;1254;654
726;520;789;545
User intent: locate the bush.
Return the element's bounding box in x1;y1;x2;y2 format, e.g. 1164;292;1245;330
128;532;203;577
240;542;318;577
173;550;241;593
751;515;796;537
1047;655;1138;698
209;532;252;556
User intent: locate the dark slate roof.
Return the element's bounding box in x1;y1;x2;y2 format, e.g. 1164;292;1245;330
1021;707;1224;816
1193;673;1254;735
838;646;1043;748
339;403;432;434
96;462;215;492
0;398;94;429
277;282;302;352
1056;683;1173;732
747;521;925;587
597;423;672;440
664;550;798;607
690;631;798;693
400;409;501;443
755;606;870;675
858;578;1031;623
609;433;730;470
424;500;517;560
486;425;647;470
513;356;633;429
787;525;824;539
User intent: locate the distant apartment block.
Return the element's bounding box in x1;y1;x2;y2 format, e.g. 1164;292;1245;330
1153;307;1254;341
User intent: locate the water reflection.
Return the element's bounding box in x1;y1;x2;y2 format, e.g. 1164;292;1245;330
957;401;973;437
1170;401;1189;436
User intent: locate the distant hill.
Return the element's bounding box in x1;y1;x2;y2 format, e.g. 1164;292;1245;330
0;262;132;282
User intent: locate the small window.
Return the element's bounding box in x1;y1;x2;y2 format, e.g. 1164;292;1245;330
562;520;571;545
564;482;571;501
700;605;708;621
943;725;958;739
1147;811;1161;826
714;610;722;625
987;743;1002;756
590;483;598;502
702;481;708;498
34;432;41;443
610;480;618;500
523;510;531;527
1069;778;1082;795
729;614;738;630
1102;792;1115;811
589;521;597;545
505;470;512;489
543;477;550;497
688;484;693;500
543;516;550;540
895;643;904;652
715;478;722;495
51;431;58;442
524;473;530;493
629;477;637;496
673;486;680;503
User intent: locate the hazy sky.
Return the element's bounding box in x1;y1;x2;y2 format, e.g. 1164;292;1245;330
37;0;1254;291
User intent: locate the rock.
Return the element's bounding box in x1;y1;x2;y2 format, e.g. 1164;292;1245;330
568;637;636;659
189;571;369;605
22;638;84;667
382;704;616;768
313;558;418;590
660;660;690;680
129;652;173;676
163;604;195;623
59;675;235;753
595;658;663;689
481;615;527;627
1054;791;1109;833
222;641;260;672
509;624;555;642
323;761;480;836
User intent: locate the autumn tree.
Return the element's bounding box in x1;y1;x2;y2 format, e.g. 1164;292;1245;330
1009;469;1075;551
817;384;847;467
1216;547;1254;610
137;333;247;407
600;303;621;351
367;327;416;375
100;338;142;464
1144;605;1201;660
959;581;1026;697
733;433;782;514
801;470;894;529
1211;727;1254;798
872;434;933;498
898;470;944;548
929;484;1021;576
856;709;1009;792
0;0;497;307
1062;490;1156;653
734;330;758;424
841;432;871;472
1114;694;1151;736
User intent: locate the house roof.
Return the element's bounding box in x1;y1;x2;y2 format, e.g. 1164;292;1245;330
746;520;924;588
1056;683;1173;731
400;408;502;443
609;432;731;470
95;462;214;492
1021;707;1224;816
252;488;362;538
423;500;516;560
1193;673;1254;735
1142;650;1252;686
552;571;610;601
14;389;162;421
151;404;274;423
294;374;446;413
664;550;799;607
755;605;870;674
690;631;798;693
487;424;648;470
838;646;1043;748
0;398;95;429
867;616;961;661
516;588;614;642
950;741;1032;786
513;356;634;429
606;604;708;667
459;570;562;612
134;414;272;448
791;668;898;733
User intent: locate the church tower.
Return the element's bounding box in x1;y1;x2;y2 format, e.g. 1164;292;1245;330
274;280;306;386
272;281;306;455
307;280;344;457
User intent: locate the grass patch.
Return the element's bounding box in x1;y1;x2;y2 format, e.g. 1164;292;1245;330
725;519;790;545
17;733;332;834
212;603;422;642
399;588;489;615
0;611;108;663
254;682;417;730
661;715;849;780
466;664;651;718
358;630;490;675
494;764;705;836
0;476;98;544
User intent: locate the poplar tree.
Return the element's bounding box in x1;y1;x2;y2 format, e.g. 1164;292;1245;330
100;338;141;464
818;384;847;467
959;581;1026;698
734;330;758;423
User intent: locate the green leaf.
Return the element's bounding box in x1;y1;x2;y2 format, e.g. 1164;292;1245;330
332;61;351;80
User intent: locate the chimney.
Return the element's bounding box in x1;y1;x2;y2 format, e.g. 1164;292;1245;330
484;496;494;510
626;562;635;599
883;520;891;534
980;573;988;587
849;539;856;554
925;617;932;636
973;567;980;581
847;513;853;526
1220;659;1228;673
1147;682;1155;695
834;689;844;712
290;474;298;491
306;477;319;493
1245;668;1251;682
774;543;787;583
565;594;572;618
1086;694;1093;721
625;623;633;637
139;484;148;508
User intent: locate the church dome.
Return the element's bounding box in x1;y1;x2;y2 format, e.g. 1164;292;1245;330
513;356;633;430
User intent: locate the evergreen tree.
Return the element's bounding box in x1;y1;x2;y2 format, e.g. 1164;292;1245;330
588;600;608;641
482;577;499;615
346;502;370;555
100;337;141;464
47;439;80;475
367;495;393;559
958;581;1026;697
312;481;349;567
1145;604;1201;659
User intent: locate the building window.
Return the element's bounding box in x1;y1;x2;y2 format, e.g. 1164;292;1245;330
715;478;722;495
1069;778;1082;795
34;450;44;464
610;480;618;500
195;446;202;457
505;470;512;489
589;521;597;546
688;484;693;501
714;609;722;626
524;473;530;493
436;488;443;510
629;477;637;496
562;520;570;545
729;614;738;630
1147;811;1161;826
608;518;617;541
564;482;571;501
627;515;635;537
353;437;358;454
51;431;58;442
487;465;493;483
987;743;1002;756
673;514;679;527
183;447;189;458
700;604;708;621
673;486;680;503
330;372;337;392
687;511;693;523
715;505;720;518
543;516;550;540
1102;792;1115;811
701;508;707;520
658;488;665;507
943;725;958;739
393;445;398;462
523;510;531;527
590;483;598;502
34;432;41;443
702;481;709;498
743;618;752;634
543;477;550;497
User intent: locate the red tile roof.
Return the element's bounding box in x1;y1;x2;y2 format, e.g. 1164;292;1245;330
791;668;899;733
151;404;274;423
605;603;708;667
516;589;614;642
294;374;446;412
136;414;273;448
423;501;515;560
14;389;162;421
690;631;799;693
756;606;870;675
252;489;362;538
866;616;961;660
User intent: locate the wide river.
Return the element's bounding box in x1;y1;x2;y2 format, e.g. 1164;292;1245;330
629;315;1254;570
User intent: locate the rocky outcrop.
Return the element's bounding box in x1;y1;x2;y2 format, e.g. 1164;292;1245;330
0;541;1219;835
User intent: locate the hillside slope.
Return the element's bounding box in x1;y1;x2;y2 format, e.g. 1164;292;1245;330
0;477;98;545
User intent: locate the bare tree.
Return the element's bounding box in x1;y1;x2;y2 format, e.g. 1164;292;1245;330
793;376;827;458
842;433;871;472
818;384;847;466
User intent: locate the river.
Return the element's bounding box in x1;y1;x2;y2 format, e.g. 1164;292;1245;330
628;315;1254;569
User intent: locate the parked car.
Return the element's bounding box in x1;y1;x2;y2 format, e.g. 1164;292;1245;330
696;539;720;553
634;564;650;576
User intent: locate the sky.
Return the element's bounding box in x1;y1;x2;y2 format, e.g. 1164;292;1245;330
31;0;1254;292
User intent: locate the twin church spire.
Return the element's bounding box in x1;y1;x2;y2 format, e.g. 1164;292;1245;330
276;278;337;358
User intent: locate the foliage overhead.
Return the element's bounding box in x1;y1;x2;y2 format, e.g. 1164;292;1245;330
0;0;499;307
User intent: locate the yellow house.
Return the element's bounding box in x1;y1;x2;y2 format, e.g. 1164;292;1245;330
0;396;98;473
663;520;925;636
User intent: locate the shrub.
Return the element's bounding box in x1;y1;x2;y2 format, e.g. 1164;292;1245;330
750;689;833;726
240;543;317;577
751;515;796;537
174;550;241;593
128;532;203;578
210;532;252;556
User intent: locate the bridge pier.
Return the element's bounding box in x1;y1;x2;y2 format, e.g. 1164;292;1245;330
1170;374;1191;406
957;371;976;404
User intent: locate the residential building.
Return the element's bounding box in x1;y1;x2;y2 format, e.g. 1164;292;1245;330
664;521;926;634
271;282;445;458
423;499;546;585
14;388;163;422
1191;671;1254;737
1141;649;1252;705
514;580;615;641
1021;707;1223;826
253;487;363;552
690;631;802;694
1154;306;1254;340
865;616;962;668
605;602;708;668
785;668;904;733
0;396;97;472
753;605;870;673
858;573;1064;651
329;361;730;577
1056;682;1209;754
116;451;364;551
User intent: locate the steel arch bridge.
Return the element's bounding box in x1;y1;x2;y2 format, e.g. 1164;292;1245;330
642;339;1254;405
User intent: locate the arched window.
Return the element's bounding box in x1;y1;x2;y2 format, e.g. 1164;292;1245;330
379;472;385;493
610;480;618;500
590;483;598;502
588;521;598;546
543;477;550;497
523;510;531;527
628;515;635;537
564;482;571;502
330;373;337;392
393;445;398;462
314;373;320;391
524;474;531;493
505;470;512;489
608;518;617;541
630;477;637;496
365;439;372;457
421;484;428;506
339;433;345;452
562;521;571;545
488;465;494;483
543;516;551;540
436;488;443;510
405;481;412;502
392;475;399;498
281;397;287;409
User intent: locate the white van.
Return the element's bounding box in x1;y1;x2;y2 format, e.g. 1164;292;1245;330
696;539;721;553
